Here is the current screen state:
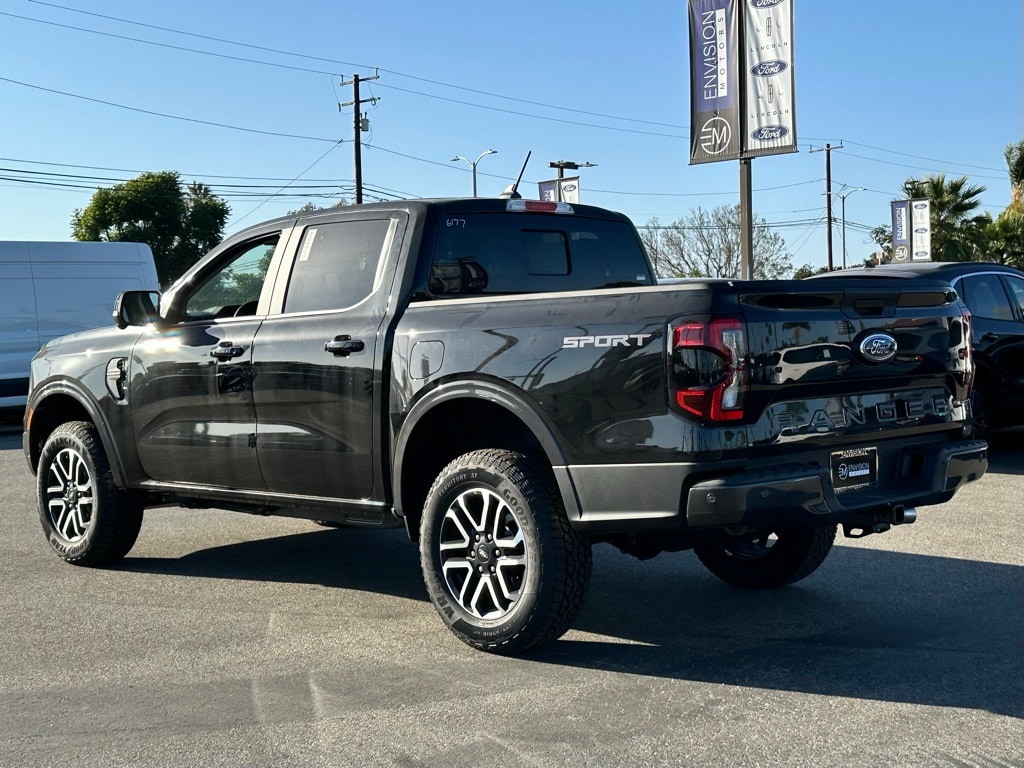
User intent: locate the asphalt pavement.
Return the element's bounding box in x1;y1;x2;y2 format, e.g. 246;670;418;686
1;424;1021;767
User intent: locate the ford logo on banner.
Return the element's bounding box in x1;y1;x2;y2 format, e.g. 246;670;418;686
751;60;788;77
913;202;929;209
562;183;577;193
858;333;898;364
751;126;789;141
750;0;784;7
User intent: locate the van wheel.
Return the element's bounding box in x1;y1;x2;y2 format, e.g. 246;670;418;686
694;524;836;589
420;450;592;655
37;421;143;566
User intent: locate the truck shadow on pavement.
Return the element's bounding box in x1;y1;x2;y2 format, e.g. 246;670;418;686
119;519;1023;719
547;544;1023;719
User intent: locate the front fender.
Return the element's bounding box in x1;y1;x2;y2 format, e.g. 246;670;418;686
25;379;128;487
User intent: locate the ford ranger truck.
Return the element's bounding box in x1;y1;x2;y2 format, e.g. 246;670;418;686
23;198;987;654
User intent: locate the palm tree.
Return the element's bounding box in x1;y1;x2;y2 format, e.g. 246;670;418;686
902;174;988;262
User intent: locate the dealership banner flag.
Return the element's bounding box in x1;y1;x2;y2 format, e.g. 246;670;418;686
891;200;911;263
910;198;932;261
688;0;742;164
538;177;581;203
742;0;797;157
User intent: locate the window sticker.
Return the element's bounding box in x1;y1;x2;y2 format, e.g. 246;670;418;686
298;228;318;262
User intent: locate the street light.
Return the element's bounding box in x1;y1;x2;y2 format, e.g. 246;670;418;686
824;186;866;269
451;149;497;198
548;159;597;179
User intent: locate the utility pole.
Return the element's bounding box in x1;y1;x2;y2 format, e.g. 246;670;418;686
809;142;844;270
739;159;753;280
340;71;380;204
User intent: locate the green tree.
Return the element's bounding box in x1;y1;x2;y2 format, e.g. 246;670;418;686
869;224;892;264
286;198;349;216
1005;141;1024;191
641;205;794;279
902;174;988;262
71;171;230;287
988;141;1024;269
792;263;832;279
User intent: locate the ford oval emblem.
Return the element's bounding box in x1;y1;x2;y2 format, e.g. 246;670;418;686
751;125;789;142
750;0;784;7
751;60;788;77
859;333;897;364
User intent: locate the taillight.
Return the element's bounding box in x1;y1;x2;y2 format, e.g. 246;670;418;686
670;317;748;423
505;199;575;214
960;310;974;389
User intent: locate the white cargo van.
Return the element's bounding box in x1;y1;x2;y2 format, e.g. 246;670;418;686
0;241;159;416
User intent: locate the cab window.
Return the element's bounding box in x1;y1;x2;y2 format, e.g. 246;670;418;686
184;236;279;321
428;213;652;296
959;274;1014;322
283;219;395;313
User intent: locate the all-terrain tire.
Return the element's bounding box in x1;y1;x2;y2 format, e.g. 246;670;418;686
420;449;592;655
694;524;837;589
37;421;143;566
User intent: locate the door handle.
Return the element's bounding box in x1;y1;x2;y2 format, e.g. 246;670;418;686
980;332;999;343
210;341;245;360
325;335;365;356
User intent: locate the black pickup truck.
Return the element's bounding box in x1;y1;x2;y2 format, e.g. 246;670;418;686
23;198;987;654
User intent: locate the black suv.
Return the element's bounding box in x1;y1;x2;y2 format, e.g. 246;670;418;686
814;262;1024;435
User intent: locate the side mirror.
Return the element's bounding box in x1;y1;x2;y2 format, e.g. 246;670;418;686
113;290;161;329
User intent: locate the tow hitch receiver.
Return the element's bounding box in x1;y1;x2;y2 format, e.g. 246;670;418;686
843;505;917;538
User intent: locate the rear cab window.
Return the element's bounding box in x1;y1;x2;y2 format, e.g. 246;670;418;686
426;212;654;297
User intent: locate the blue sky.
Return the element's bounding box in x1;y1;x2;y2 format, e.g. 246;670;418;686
1;0;1021;272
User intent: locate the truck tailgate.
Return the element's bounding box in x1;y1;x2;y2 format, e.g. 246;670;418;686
737;278;972;447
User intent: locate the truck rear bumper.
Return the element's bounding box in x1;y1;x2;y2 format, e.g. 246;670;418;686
562;439;987;532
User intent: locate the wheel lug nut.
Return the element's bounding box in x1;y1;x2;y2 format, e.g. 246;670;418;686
494;549;500;557
477;565;484;573
490;566;496;573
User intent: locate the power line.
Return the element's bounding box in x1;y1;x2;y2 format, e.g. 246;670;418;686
0;11;339;76
24;0;690;132
374;83;689;139
228;141;345;227
0;155;352;182
841;150;1005;181
0;165;351;190
588;179;824;197
0;76;341;144
15;1;1010;178
840;139;1004;174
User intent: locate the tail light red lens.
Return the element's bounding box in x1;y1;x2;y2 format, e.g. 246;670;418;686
670;318;748;423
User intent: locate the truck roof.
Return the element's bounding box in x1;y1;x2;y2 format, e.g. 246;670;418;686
227;198;634;242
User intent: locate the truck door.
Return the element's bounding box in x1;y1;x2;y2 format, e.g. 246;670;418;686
251;213;406;506
129;233;284;489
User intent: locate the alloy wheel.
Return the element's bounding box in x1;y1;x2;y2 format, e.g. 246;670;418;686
437;487;527;619
45;447;95;542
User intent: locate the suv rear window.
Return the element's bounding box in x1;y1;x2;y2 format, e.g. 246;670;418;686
428;213;652;296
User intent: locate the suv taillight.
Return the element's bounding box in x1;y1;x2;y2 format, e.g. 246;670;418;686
960;310;974;390
670;317;748;423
